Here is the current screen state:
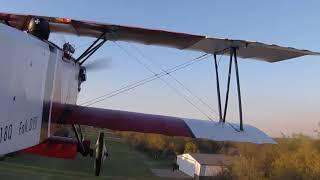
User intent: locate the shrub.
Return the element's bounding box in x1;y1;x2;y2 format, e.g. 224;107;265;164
229;134;320;180
184;141;200;153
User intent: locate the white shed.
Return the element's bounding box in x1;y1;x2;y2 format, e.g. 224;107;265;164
176;153;233;179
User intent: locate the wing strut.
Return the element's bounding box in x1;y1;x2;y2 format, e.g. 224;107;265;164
233;48;244;131
214;47;243;131
213;54;223;121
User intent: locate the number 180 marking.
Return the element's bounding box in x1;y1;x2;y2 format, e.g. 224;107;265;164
0;124;12;143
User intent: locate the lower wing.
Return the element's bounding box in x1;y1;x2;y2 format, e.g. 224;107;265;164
52;104;275;144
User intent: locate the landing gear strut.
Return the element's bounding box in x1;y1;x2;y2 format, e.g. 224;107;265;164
72;125;108;176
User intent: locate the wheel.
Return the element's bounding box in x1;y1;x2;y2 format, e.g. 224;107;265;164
94;132;104;176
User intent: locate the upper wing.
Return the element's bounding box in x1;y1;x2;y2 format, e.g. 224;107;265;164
0;12;319;62
51;103;276;144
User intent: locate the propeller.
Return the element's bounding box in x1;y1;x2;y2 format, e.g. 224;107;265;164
83;57;112;72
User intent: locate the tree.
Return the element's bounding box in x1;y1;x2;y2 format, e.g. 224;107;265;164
184;141;199;153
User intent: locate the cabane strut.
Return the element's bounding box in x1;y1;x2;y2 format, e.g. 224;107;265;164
76;32;107;65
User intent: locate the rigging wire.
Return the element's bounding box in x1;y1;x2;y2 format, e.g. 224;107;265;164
79;52;210;106
111;42;215;120
78;42;245;130
127;42;219;118
80;49;214;120
217;52;224;67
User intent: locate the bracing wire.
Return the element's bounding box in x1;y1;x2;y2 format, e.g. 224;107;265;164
127;42;219;118
217;52;224;67
79;52;210;106
111;42;215;120
80;45;214;120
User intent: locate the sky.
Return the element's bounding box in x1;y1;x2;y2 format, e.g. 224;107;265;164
1;0;320;137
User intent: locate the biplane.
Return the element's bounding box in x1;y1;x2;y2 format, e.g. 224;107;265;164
0;12;318;175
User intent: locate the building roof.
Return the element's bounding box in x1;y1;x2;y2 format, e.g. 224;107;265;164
183;153;233;166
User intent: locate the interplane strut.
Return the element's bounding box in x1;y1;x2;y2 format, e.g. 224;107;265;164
214;47;243;131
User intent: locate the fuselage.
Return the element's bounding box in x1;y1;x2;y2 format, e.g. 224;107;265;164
0;23;81;155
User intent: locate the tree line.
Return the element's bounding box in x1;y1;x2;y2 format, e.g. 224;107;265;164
115;130;320;179
114;131;233;159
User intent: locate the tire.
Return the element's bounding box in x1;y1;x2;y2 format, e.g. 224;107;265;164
94;132;104;176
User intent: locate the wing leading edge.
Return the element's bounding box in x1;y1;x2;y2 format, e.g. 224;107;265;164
0;12;319;62
51;104;276;144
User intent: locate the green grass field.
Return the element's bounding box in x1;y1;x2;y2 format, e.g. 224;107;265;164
0;130;176;180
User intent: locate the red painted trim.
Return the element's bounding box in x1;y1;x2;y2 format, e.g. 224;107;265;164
51;104;195;138
23;139;78;159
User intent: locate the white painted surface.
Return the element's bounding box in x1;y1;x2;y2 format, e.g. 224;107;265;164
177;154;231;177
183;118;276;144
177;154;196;177
48;51;80;137
52;55;79;105
194;160;201;176
0;23;49;155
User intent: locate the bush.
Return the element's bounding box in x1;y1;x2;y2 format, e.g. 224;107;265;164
184;141;200;153
229;134;320;180
271;139;320;180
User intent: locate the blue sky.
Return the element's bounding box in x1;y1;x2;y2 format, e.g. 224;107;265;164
1;1;320;136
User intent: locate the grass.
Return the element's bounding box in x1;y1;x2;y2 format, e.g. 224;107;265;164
0;129;175;180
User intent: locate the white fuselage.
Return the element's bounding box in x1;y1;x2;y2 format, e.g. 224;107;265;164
0;23;80;155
